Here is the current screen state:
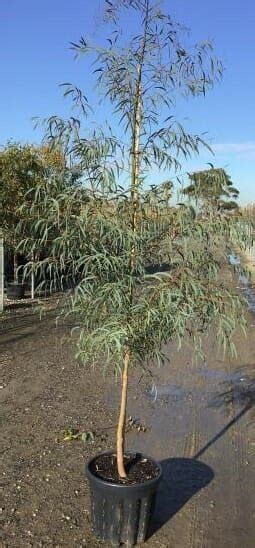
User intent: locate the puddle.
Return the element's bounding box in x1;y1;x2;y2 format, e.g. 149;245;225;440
196;366;247;384
147;383;186;403
229;254;240;267
146;379;210;407
146;366;250;409
229;254;255;313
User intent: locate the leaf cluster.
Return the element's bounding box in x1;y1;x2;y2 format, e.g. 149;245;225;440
19;179;249;374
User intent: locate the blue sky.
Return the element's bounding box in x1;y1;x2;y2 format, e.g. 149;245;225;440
1;0;254;204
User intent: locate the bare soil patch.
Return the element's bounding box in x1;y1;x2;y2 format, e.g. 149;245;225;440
1;295;255;547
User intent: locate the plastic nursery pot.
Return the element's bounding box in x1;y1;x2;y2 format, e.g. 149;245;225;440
86;451;162;547
7;283;25;300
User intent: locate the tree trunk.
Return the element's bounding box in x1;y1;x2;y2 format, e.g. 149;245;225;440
0;235;4;313
116;0;149;479
31;265;35;300
13;253;18;283
31;251;36;300
116;347;130;478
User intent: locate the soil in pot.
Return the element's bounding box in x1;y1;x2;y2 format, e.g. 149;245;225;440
90;452;160;485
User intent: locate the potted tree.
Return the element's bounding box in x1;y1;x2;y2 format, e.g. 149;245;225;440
20;0;250;545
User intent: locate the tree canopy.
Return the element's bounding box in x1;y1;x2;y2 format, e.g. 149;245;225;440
18;0;252;477
183;167;240;213
0;142;68;249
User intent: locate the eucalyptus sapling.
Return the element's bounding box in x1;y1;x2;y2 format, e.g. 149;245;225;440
19;0;251;481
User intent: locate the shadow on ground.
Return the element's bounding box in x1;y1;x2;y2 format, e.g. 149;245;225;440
209;365;255;411
4;300;34;310
149;458;214;537
0;331;37;346
149;367;255;539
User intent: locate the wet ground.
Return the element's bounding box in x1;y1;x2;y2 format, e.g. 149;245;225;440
1;288;255;547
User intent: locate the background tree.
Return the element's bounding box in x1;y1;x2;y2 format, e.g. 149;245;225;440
183;166;240;214
0;142;77;289
20;0;251;478
242;203;255;227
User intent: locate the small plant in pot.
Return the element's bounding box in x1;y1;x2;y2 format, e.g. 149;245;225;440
19;1;251;545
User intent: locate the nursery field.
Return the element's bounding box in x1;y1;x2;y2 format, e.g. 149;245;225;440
1;295;255;547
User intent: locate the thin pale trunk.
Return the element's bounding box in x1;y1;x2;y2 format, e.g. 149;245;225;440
0;235;4;313
31;252;35;300
13;253;18;283
116;347;130;478
31;271;35;300
116;0;149;478
115;79;141;478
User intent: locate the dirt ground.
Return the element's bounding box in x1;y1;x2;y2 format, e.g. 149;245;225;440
1;290;255;547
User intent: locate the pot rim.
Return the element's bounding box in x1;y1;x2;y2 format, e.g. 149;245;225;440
86;450;162;490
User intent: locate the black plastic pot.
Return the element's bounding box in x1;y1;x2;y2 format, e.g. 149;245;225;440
7;283;25;300
86;451;162;547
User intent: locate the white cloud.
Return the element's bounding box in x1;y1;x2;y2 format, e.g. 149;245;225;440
213;142;255;159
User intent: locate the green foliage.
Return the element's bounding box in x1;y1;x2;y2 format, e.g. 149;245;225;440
242;204;255;232
183;167;240;213
41;0;223;176
0;142;71;250
20;180;249;372
19;0;250;378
